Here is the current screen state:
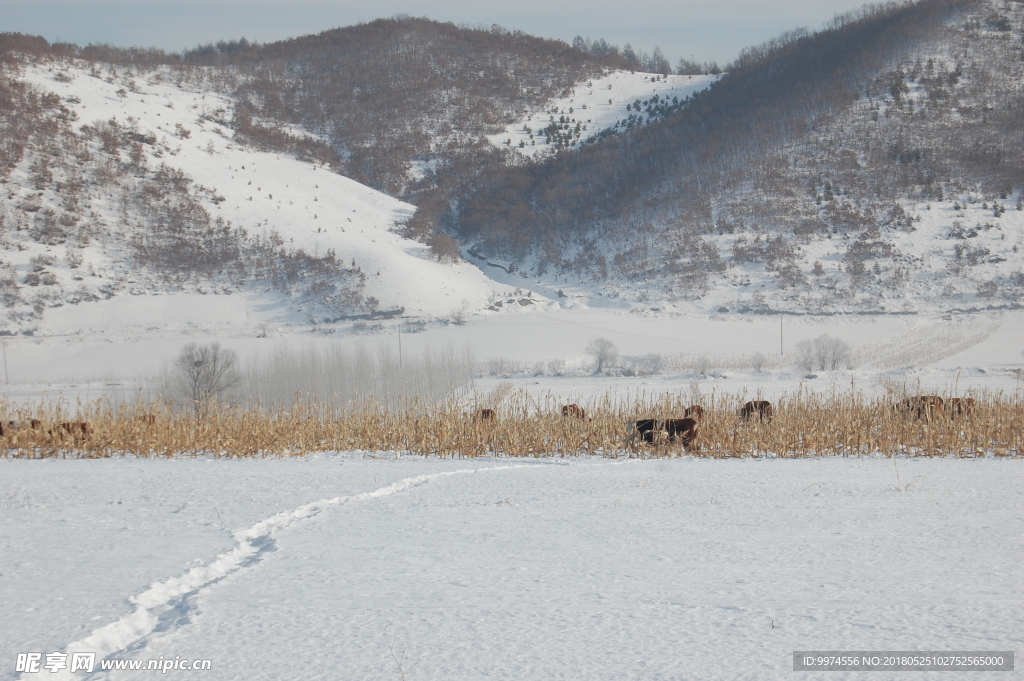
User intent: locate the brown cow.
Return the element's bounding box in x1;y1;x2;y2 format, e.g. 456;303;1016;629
474;408;496;422
684;405;704;420
947;397;976;418
664;418;699;448
52;422;94;442
740;400;773;422
561;404;586;419
4;420;39;434
897;396;944;421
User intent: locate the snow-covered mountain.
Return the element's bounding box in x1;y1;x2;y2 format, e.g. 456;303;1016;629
1;41;708;343
3;0;1023;354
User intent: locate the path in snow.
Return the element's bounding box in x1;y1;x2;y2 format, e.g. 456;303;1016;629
115;459;1023;680
16;462;539;680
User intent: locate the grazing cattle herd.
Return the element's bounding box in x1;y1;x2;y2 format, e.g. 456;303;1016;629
0;419;96;442
1;419;47;437
565;394;973;453
894;395;978;420
1;414;160;443
0;395;983;452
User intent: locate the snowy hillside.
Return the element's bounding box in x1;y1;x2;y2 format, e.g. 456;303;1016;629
1;59;520;336
458;0;1024;317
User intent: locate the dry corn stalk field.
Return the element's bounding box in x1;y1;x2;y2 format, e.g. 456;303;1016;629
2;388;1022;459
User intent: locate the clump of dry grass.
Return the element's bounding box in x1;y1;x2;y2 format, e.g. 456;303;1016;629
2;388;1022;459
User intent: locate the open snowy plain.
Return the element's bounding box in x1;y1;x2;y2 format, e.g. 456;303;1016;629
3;455;1021;680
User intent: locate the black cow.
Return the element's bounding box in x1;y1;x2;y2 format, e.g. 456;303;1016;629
634;418;699;448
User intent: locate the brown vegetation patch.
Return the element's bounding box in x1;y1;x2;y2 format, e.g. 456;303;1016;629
3;389;1021;459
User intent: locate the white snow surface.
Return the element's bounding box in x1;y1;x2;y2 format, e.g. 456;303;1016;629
2;454;1020;680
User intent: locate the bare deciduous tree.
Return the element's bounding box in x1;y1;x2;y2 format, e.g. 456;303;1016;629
450;299;471;325
174;342;240;410
750;352;768;372
795;335;851;371
586;337;618;374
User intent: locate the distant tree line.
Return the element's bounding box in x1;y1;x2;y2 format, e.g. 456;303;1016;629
570;36;674;74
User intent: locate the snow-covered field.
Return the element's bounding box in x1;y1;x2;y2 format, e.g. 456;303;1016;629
2;454;1020;680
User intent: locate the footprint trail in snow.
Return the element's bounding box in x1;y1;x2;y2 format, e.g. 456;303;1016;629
23;465;534;680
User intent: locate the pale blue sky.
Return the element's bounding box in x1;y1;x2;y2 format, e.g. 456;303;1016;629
3;0;876;64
